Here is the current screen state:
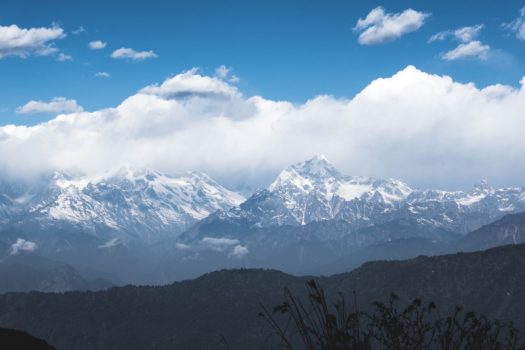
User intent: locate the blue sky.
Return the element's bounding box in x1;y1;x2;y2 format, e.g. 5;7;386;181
1;0;525;125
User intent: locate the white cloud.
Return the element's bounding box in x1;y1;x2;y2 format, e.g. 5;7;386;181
111;47;157;60
429;25;490;61
72;26;86;35
175;243;191;250
16;97;84;115
9;238;37;255
95;71;110;78
229;245;249;258
88;40;107;50
199;237;239;252
0;24;65;58
354;6;429;45
2;66;525;190
428;31;450;42
429;24;485;43
140;68;238;99
57;53;72;62
198;237;248;258
454;24;484;43
215;65;230;79
442;41;490;61
215;65;240;83
503;6;525;41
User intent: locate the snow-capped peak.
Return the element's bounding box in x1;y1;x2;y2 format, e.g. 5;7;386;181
291;155;341;179
268;155;341;192
268;156;412;203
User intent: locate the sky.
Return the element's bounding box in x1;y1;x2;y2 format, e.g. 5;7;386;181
1;0;525;191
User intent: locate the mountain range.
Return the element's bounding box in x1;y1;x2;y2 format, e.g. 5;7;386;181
184;155;525;241
1;155;525;284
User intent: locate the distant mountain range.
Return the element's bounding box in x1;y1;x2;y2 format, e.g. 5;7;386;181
0;167;244;244
0;243;523;350
184;155;525;242
0;156;525;284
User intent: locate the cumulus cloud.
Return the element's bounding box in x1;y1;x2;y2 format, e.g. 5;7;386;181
0;23;65;58
2;66;525;190
111;47;157;60
95;71;110;78
354;7;429;45
88;40;107;50
442;41;490;61
16;97;84;114
9;238;37;255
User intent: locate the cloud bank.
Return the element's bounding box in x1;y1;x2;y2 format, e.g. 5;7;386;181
354;7;429;45
2;66;525;190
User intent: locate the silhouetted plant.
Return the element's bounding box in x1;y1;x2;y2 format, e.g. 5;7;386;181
259;280;523;350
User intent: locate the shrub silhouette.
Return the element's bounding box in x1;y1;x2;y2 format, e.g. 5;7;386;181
259;280;523;350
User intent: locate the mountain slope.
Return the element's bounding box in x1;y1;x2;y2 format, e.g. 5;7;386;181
0;244;523;350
